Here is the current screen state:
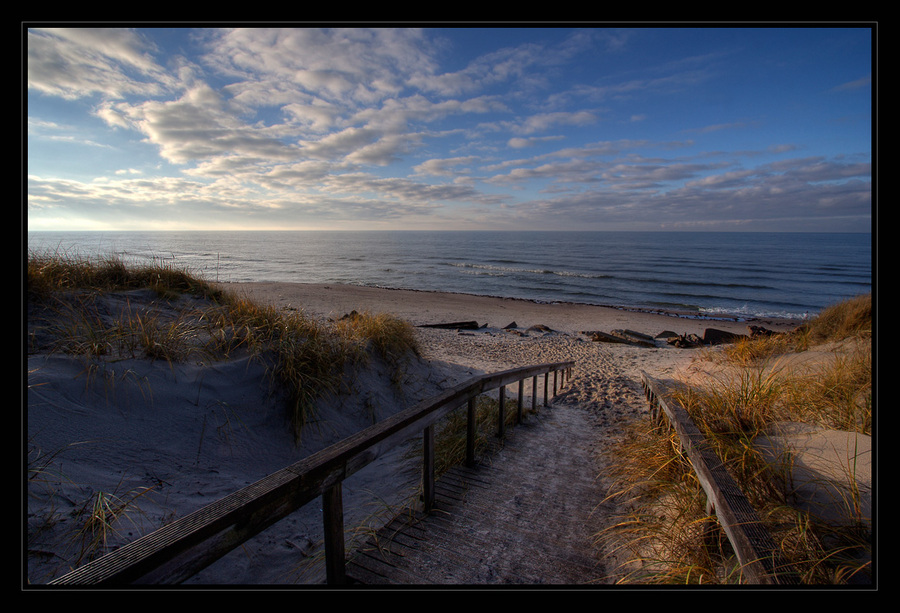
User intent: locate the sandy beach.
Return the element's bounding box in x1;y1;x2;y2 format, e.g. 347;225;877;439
222;281;801;337
26;281;812;585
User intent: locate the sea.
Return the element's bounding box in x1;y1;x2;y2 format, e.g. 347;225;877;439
26;231;873;322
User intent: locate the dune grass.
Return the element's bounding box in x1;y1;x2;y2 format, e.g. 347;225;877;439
430;395;535;479
602;294;873;585
26;251;420;440
27;250;223;303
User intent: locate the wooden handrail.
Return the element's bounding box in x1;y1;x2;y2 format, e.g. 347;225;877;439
49;360;574;586
640;372;800;585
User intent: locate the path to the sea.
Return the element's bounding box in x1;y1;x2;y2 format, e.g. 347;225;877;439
345;400;619;585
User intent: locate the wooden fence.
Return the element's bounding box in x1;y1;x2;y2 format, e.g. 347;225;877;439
640;372;800;585
49;360;574;586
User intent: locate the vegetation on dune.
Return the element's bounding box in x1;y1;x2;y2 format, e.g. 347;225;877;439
27;250;223;303
602;293;873;585
26;251;420;439
422;394;537;481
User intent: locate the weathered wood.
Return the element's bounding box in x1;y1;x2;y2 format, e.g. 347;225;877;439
587;330;656;347
640;372;800;585
50;360;574;586
517;379;524;422
423;424;435;512
620;329;655;341
345;402;607;584
322;484;346;585
417;321;480;330
466;397;476;467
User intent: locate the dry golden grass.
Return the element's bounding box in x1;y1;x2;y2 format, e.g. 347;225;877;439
27;251;420;440
429;395;533;478
602;293;873;585
28;250;223;303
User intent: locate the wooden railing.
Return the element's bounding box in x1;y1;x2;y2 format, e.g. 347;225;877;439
640;372;800;585
49;360;575;586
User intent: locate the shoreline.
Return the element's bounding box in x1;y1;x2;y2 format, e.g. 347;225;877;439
217;281;803;338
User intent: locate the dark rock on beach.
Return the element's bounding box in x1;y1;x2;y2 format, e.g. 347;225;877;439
702;328;748;345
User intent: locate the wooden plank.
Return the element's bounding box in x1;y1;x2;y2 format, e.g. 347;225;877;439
417;321;480;330
346;406;607;585
498;385;506;438
322;484;346;585
640;372;800;585
348;473;602;584
423;424;435;512
465;397;476;466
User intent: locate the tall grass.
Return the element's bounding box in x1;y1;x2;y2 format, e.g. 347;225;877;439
602;294;873;584
27;250;224;302
428;395;533;478
27;251;420;440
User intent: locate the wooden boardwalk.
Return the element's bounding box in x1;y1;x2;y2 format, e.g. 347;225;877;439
345;403;610;585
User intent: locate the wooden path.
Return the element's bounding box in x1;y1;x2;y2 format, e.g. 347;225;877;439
345;403;610;585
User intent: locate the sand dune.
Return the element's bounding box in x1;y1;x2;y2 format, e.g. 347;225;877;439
28;281;830;585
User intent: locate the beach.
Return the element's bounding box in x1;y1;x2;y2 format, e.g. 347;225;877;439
222;281;800;335
26;281;814;585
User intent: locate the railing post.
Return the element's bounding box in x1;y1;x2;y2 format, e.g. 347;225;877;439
423;424;435;512
517;379;524;423
322;484;346;585
532;375;537;413
466;397;477;467
553;369;558;395
544;372;549;405
498;385;506;438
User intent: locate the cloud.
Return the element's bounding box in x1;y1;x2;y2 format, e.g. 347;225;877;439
413;157;479;177
507;135;566;149
831;75;871;92
26;27;872;232
27;28;174;100
97;83;297;164
202;28;438;106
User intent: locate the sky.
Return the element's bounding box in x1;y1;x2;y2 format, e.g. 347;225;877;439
26;25;874;232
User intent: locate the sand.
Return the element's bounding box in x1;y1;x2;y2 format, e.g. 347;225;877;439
29;281;860;587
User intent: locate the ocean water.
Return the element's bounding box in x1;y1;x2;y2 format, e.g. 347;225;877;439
27;231;872;321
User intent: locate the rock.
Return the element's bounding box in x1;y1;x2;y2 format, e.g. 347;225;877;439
503;321;518;329
748;325;777;337
702;328;748;345
527;324;553;333
668;333;704;348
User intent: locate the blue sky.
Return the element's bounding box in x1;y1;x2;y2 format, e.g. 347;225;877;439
26;26;873;232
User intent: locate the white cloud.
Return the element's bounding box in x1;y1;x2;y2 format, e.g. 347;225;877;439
514;111;597;135
202;28;437;106
27;28;174;100
413;157;479;177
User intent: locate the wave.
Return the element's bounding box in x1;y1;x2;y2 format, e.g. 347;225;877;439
28;230;871;319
